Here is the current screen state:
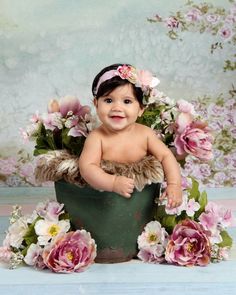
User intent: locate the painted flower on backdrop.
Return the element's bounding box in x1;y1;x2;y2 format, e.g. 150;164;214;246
0;200;97;273
148;0;236;71
137;179;234;266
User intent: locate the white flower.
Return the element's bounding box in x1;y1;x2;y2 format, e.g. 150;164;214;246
137;221;168;249
24;243;42;266
5;216;29;248
34;219;70;246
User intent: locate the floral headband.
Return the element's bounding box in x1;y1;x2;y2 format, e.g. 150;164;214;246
94;65;160;105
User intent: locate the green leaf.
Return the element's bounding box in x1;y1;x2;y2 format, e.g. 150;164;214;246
162;215;177;233
195;190;208;219
188;178;200;201
217;230;233;248
23;217;41;246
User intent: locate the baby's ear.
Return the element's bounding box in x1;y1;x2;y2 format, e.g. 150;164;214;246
93;98;98;107
138;106;145;117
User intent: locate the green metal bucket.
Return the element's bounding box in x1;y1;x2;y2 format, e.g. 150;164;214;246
55;180;160;263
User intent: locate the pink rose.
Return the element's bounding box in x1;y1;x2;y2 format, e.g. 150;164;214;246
165;219;211;266
174;120;214;161
43;230;96;273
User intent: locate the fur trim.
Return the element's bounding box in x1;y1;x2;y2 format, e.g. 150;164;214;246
35;150;163;191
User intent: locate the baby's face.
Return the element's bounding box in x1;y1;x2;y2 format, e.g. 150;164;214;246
94;84;144;132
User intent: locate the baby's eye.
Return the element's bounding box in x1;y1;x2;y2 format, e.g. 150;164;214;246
104;98;112;103
124;99;132;104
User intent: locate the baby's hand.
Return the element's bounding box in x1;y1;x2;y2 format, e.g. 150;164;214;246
112;176;135;198
160;183;182;209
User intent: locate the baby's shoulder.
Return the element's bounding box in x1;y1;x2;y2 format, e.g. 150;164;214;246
135;123;153;134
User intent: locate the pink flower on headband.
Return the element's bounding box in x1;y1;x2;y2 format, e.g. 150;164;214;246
117;65;135;80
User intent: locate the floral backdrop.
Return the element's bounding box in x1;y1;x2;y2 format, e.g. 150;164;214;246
0;0;235;187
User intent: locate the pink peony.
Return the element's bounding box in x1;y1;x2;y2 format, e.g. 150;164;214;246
165;219;211;266
174;120;214;161
42;230;96;273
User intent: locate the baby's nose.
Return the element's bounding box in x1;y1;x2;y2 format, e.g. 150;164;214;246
111;102;122;111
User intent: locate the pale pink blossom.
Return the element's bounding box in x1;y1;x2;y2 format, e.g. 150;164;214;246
68;123;88;137
136;70;160;88
164;16;179;29
137;246;166;264
42;112;63;131
59;96;81;117
0;247;12;263
35;200;65;221
19;163;34;178
225;14;236;25
185;8;202;22
199;163;212;178
186;198;200;217
5;216;29;248
0;157;17;175
219;26;234;41
42;230;97;273
137;221;168;264
213;172;227;184
19;128;30;143
199;201;234;243
30;111;41;123
206;14;220;24
176;99;195;115
24;243;44;267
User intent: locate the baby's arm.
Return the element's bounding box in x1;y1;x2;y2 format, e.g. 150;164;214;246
147;128;182;208
79;131;134;198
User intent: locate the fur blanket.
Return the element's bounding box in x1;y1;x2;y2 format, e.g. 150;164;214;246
35;150;164;191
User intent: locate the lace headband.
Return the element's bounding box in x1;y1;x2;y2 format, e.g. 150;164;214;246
94;65;161;105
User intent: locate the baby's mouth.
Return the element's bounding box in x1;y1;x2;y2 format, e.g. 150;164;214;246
110;115;125;120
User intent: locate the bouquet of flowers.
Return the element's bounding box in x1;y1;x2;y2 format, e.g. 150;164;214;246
137;178;234;266
0;200;96;272
21;95;97;156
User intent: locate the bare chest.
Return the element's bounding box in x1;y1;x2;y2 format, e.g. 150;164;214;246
101;135;147;163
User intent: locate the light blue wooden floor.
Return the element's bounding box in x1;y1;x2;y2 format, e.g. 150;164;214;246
0;187;235;295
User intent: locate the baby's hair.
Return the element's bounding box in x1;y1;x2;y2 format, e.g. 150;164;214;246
92;63;144;107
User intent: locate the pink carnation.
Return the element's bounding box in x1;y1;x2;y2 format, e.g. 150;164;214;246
42;230;96;273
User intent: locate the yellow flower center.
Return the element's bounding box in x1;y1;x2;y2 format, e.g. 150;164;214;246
149;233;158;243
187;242;195;253
48;224;60;237
66;251;74;261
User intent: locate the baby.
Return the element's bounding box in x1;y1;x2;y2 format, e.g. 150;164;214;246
79;64;182;208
